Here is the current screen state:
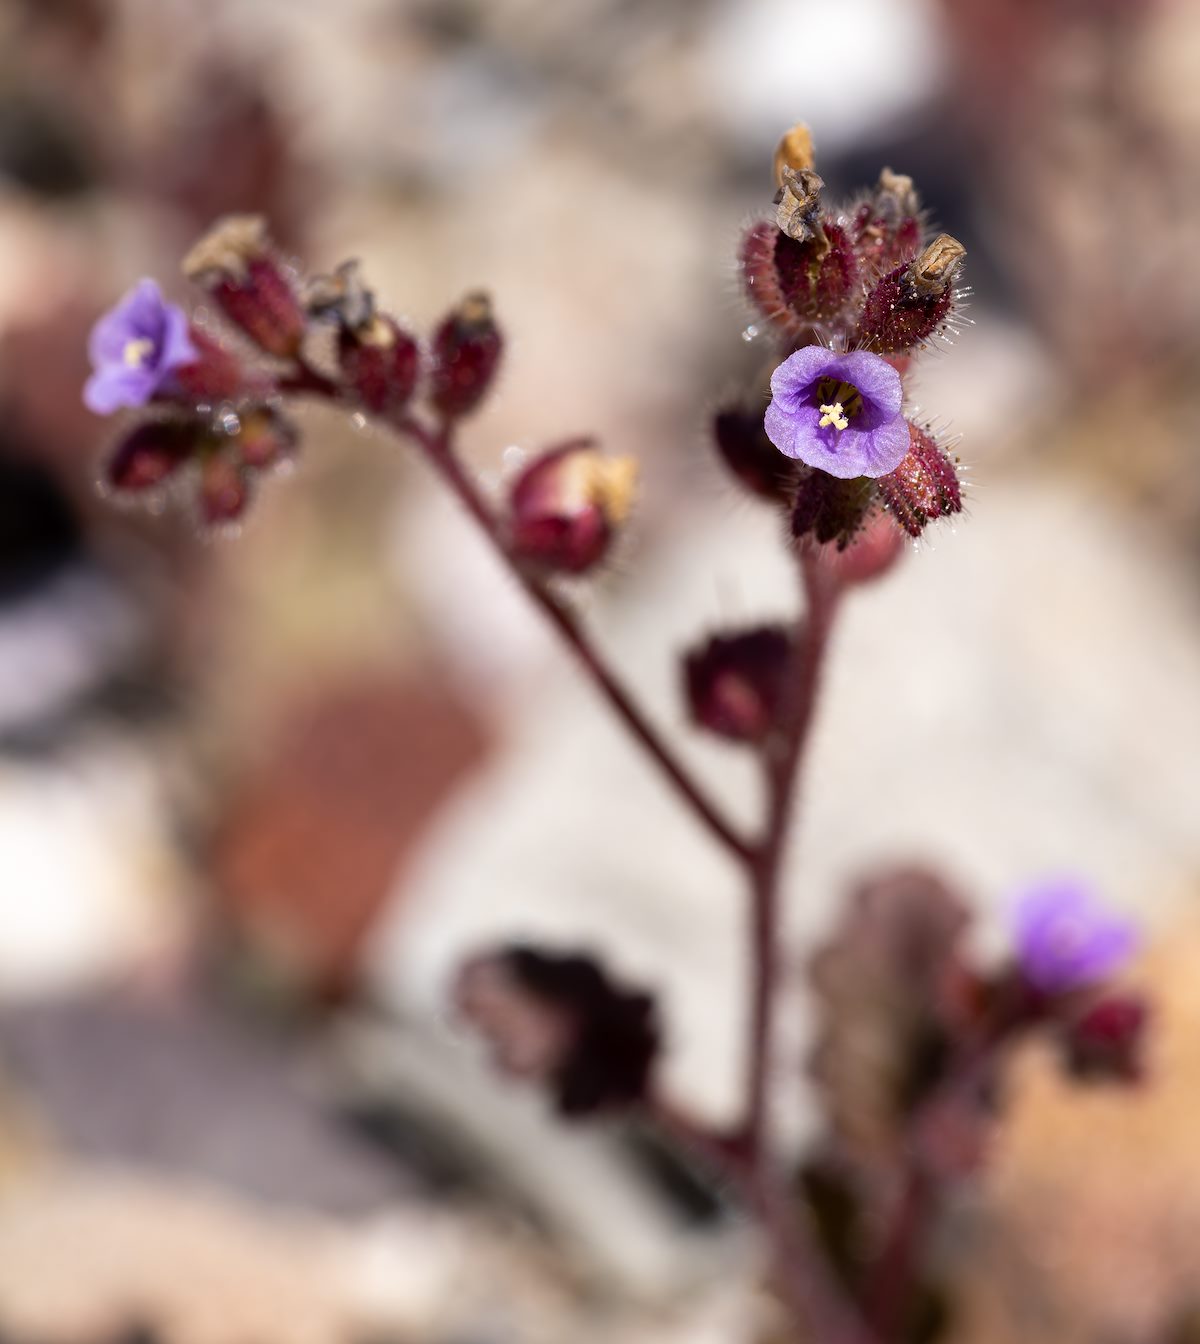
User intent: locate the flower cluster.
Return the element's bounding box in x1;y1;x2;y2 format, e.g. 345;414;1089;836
713;129;967;551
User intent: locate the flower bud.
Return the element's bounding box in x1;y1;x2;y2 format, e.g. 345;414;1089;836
712;403;798;503
790;470;876;549
183;215;307;359
856;233;965;353
1061;994;1148;1084
876;423;963;538
173;326;247;405
683;625;791;744
851;167;924;276
104;418;201;493
429;291;502;419
508;440;636;574
231;405;297;470
740;219;858;331
454;945;660;1118
339;316;420;415
198;451;251;526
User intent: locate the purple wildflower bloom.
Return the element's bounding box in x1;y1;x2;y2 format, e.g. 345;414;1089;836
84;279;197;415
1013;876;1137;994
764;346;909;479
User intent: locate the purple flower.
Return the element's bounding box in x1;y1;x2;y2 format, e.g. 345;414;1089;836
84;279;197;415
764;346;909;479
1012;877;1137;994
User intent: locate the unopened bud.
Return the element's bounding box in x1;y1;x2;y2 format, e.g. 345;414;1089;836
712;403;798;503
339;316;420;415
173;327;247;405
856;233;965;353
1062;994;1148;1084
876;424;963;537
741;219;858;330
851;168;924;275
183;215;307;358
231;405;297;470
683;625;791;744
198;451;251;526
508;440;636;574
773;123;816;188
429;291;502;419
791;470;876;549
104;418;201;493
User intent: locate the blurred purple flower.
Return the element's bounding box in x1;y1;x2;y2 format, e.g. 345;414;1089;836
84;279;197;415
1013;877;1137;994
764;346;908;479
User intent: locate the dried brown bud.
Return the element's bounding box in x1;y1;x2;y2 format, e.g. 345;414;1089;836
508;440;636;574
772;122;816;187
909;234;966;296
305;259;376;333
183;215;307;359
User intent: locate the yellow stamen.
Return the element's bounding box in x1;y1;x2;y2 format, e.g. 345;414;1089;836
819;401;849;431
122;337;155;368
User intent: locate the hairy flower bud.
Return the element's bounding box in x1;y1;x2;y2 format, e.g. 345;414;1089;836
876;423;964;537
508;440;636;574
851;167;924;276
173;327;247;405
712;402;797;503
856;234;965;353
741;220;858;332
198;451;251;526
339;316;420;415
429;291;502;419
1062;994;1148;1084
791;470;876;549
104;417;202;493
455;945;660;1117
683;625;791;744
231;405;297;470
183;215;307;358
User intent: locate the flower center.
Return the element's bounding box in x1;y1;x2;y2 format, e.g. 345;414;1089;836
122;337;155;368
814;377;863;433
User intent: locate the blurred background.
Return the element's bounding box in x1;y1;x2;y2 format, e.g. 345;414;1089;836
1;0;1199;1340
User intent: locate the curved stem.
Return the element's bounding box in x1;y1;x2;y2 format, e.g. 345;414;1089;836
402;416;754;863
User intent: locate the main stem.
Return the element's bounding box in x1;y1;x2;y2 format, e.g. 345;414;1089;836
403;417;753;863
744;552;840;1168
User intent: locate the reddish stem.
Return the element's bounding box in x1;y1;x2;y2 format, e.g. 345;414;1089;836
402;416;754;863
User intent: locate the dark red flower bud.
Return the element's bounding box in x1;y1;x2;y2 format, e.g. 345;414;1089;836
231;405;297;470
791;470;877;549
712;403;797;503
1062;994;1148;1084
856;234;965;353
740;220;858;333
876;423;963;538
429;291;502;419
198;451;251;526
683;625;791;744
183;215;307;359
508;440;636;575
339;316;420;415
104;418;200;493
454;945;660;1118
173;327;247;405
851;167;924;276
